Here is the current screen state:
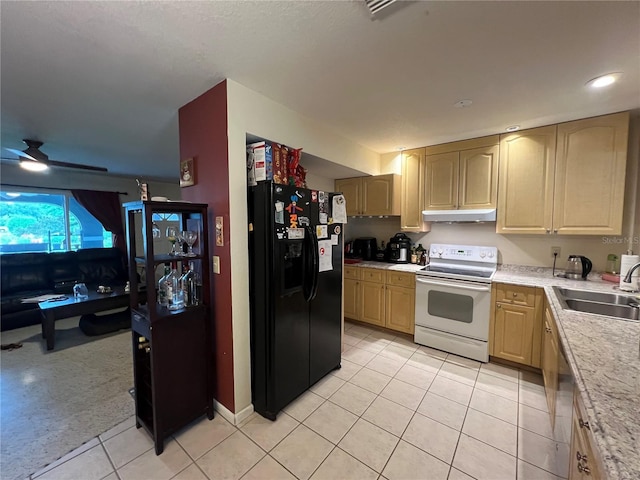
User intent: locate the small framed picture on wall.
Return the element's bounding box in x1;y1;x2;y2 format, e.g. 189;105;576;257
180;157;195;187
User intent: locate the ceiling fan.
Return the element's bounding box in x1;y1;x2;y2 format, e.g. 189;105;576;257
1;139;108;172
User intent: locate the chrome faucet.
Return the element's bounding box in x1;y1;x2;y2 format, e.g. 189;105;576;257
623;262;640;283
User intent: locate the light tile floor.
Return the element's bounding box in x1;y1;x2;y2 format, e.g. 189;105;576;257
29;321;569;480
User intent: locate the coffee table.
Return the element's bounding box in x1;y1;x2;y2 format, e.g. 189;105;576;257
38;287;131;351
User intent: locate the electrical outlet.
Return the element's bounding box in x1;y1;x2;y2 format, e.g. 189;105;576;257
551;246;561;258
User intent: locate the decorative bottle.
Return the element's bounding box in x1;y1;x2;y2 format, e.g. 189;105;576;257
180;261;199;307
167;262;185;310
157;264;171;306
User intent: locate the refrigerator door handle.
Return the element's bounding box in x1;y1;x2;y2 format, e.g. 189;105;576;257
303;226;319;301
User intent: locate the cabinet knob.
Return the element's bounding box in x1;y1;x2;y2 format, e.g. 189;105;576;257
512;292;517;297
546;229;551;234
553;229;558;234
579;418;590;430
497;304;501;309
577;463;591;475
576;451;588;462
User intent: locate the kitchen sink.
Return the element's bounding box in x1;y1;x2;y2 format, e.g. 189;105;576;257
554;287;640;321
556;287;640;306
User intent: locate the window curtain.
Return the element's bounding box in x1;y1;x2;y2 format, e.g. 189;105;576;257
71;189;126;252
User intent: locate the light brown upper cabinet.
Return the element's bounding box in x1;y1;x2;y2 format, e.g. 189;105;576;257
335;174;401;216
424;136;499;210
497;111;629;235
553;112;629;235
497;125;557;234
400;148;430;232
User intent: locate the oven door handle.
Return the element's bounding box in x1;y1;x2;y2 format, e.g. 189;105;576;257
416;277;491;292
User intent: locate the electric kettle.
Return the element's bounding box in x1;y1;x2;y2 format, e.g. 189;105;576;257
565;255;593;280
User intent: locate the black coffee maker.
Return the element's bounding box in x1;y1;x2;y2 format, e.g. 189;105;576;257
386;233;411;263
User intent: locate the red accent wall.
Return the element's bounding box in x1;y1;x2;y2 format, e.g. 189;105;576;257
178;80;235;412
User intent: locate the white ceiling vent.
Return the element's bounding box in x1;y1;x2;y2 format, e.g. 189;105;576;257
365;0;398;15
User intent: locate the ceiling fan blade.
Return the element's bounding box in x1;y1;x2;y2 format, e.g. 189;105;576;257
5;147;38;161
44;158;108;172
2;140;108;172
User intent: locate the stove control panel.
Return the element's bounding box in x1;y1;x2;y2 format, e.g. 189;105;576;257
429;244;498;264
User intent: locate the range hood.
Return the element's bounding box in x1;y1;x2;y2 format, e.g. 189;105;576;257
422;209;497;223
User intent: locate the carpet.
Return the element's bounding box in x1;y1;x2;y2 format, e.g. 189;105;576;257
0;314;134;480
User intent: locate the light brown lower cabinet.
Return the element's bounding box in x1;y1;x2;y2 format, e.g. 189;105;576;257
490;283;543;367
570;389;603;479
343;266;415;334
541;298;559;426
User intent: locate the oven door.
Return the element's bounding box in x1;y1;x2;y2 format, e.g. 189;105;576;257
415;276;491;341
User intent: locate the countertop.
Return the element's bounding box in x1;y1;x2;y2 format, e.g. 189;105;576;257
345;261;640;479
494;266;640;480
344;260;425;273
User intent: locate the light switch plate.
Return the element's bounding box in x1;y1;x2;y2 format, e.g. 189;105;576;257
212;256;220;274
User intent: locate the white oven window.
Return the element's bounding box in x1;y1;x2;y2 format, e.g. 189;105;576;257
428;291;474;323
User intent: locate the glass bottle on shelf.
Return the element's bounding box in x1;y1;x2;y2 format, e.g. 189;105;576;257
418;245;428;266
157;264;171;306
167;262;185;310
180;261;199;307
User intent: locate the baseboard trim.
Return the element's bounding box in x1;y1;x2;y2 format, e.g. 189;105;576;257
213;400;254;426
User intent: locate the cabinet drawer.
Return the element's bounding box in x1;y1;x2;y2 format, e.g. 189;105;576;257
386;271;416;288
344;266;361;280
495;284;537;306
361;268;385;283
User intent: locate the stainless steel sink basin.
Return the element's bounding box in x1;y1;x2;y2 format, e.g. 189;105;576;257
556;287;640;306
554;287;640;321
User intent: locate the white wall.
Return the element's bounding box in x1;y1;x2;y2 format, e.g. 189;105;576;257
226;79;382;413
305;172;336;193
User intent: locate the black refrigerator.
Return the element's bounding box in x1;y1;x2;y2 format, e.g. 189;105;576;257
248;182;343;420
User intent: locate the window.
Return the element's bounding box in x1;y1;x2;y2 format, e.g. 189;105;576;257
0;189;113;253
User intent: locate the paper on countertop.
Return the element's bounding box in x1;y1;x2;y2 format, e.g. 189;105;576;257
318;239;333;272
332;195;347;223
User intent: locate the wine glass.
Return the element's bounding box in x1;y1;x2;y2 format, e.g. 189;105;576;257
175;230;186;256
166;226;178;255
183;230;197;257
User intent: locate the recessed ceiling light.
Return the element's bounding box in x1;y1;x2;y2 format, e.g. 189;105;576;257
454;99;473;108
505;125;520;132
19;160;48;172
586;72;622;88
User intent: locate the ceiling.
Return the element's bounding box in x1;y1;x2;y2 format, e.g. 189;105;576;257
1;1;639;181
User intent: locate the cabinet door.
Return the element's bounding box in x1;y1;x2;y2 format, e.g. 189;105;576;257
401;148;428;231
424;152;460;210
385;285;415;334
459;144;499;209
493;302;535;365
542;305;559;428
553;111;629;235
362;175;395;215
570;393;602;480
425;152;459;209
496;125;557;234
335;178;362;216
359;281;385;327
344;278;359;320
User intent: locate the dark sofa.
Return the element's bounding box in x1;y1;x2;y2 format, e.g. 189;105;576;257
1;248;129;331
